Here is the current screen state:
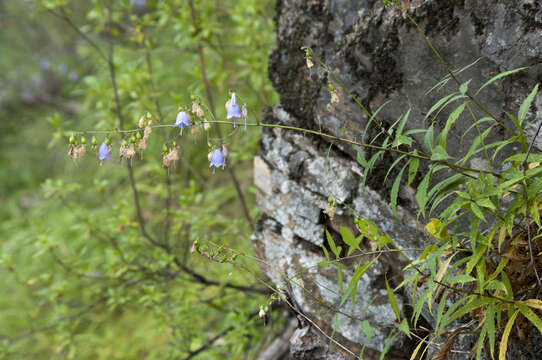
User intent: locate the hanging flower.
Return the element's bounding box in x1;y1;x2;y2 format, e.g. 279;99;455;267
68;144;86;160
162;146;179;169
241;104;248;131
98;142;111;165
173;111;191;136
209;149;226;174
306;56;314;71
203;119;211;132
120;141;136;167
192;100;205;118
225;92;241;128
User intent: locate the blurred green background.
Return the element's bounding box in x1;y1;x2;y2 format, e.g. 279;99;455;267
0;0;279;358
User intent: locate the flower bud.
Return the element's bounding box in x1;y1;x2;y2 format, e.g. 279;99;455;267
258;306;266;319
208;150;213;162
129;136;136;143
81;137;86;145
122;140;128;147
105;138;111;146
136;132;142;140
91;136;98;146
69;135;76;145
172;141;177;148
222;144;229;159
162;144;168;153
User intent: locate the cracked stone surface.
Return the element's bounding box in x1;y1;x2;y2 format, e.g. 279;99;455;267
257;0;542;358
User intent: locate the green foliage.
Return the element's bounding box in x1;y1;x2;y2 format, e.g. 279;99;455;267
0;0;278;359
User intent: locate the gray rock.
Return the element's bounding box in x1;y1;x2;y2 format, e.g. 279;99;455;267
259;0;542;358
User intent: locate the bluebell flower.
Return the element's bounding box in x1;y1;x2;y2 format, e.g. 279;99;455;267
209;149;226;174
98;143;111;165
226;93;241;128
173;111;191;136
40;59;50;70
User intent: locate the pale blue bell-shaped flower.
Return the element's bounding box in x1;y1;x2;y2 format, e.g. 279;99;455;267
226;93;241;128
209;149;226;174
173;111;191;136
98;143;111;166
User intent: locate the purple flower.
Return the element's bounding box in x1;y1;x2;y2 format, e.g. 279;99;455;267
40;59;50;70
173;111;191;136
226;93;241;128
209;149;226;174
98;143;111;165
68;71;78;81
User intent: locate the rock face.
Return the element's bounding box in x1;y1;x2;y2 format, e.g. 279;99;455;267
254;0;542;359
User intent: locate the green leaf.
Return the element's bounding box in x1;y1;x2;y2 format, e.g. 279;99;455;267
470;203;486;222
424;124;434;151
466;244;487;275
459;79;471;95
391;164;407;217
449;274;477;284
340;226;362;256
424;92;457;121
407;155;419;186
475;67;529;96
437;102;466;149
326;230;341;259
361;319;372;339
396;107;411;138
431;145;453;161
398;319;411;338
356;149;368;168
416;168;433;217
518;83;539;125
518;303;542;335
385;274;401;322
340;259;375;306
441;296;492;328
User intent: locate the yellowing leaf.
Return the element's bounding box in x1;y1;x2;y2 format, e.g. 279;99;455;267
522;299;542;311
425;218;449;240
499;310;519;360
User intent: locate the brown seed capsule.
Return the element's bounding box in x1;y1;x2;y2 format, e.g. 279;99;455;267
222;144;229;159
203;120;211;132
191;126;200;136
162;147;179;168
192;101;205;118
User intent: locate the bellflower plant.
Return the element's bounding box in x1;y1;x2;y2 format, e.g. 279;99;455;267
98;143;111;166
208;149;226;174
174;111;191;136
226;92;241;128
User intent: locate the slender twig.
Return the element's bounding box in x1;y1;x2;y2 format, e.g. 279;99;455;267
43;6;108;63
182;325;235;360
187;0;255;231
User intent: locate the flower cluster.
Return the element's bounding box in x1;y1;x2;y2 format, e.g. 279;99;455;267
67;93;249;174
